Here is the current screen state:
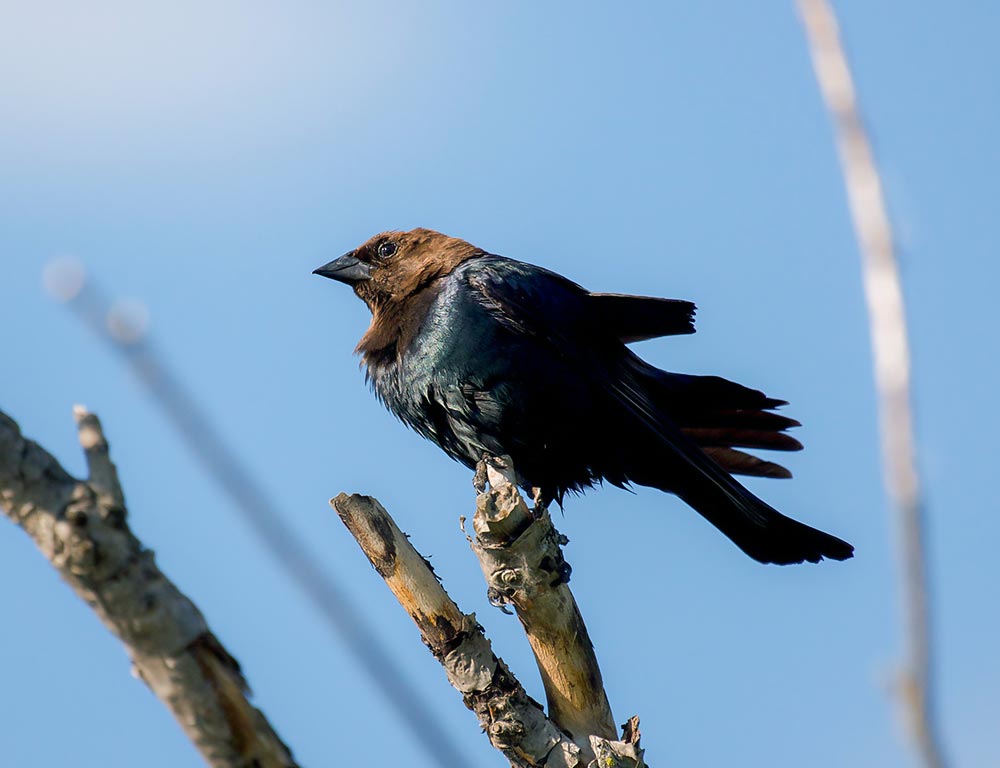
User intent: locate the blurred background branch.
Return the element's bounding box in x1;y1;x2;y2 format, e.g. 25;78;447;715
797;2;950;767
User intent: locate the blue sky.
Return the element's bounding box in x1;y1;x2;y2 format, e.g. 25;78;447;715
1;2;997;766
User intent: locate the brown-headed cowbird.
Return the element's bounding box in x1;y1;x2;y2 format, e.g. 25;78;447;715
314;228;853;565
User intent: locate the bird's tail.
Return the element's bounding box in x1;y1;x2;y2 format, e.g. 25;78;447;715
671;468;854;564
619;365;853;564
649;371;805;479
625;436;853;564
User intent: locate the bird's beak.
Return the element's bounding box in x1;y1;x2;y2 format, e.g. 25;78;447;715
312;251;372;284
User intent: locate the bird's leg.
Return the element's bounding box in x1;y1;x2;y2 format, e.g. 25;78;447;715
531;487;550;510
474;454;519;494
473;455;490;494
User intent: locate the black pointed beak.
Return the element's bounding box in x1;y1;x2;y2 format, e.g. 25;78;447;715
312;252;372;285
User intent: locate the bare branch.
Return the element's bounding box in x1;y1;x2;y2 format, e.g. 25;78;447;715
334;492;586;768
471;457;617;753
74;404;125;507
0;407;296;768
797;3;949;767
332;479;647;768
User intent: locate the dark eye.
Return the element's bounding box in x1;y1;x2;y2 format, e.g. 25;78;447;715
377;241;397;259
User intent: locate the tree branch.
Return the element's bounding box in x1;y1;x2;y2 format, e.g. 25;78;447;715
332;472;646;768
470;457;617;751
333;492;582;768
0;407;296;768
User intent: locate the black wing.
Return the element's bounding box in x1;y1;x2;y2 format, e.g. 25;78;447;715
463;256;852;564
586;293;696;342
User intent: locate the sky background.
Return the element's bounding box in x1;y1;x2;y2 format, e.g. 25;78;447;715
1;1;997;766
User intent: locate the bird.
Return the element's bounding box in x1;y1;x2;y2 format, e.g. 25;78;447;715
314;228;853;565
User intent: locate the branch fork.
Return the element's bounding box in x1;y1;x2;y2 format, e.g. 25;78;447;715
333;455;647;768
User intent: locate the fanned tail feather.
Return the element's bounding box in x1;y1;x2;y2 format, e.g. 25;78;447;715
642;371;804;478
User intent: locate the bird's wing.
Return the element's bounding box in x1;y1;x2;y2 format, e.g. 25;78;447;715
586;293;696;341
462;256;597;345
462;257;774;495
461;257;852;563
462;257;796;474
463;256;695;347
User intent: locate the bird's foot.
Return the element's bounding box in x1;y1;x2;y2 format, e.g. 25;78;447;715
531;487;551;509
473;456;490;494
473;454;517;494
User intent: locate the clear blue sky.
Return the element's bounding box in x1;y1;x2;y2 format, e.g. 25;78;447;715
2;2;996;766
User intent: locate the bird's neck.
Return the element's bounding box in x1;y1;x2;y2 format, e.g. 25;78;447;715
356;286;439;371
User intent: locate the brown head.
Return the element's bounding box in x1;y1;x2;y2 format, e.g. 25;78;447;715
314;228;483;359
313;228;481;313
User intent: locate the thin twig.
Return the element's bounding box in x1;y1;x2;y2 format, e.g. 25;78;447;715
0;407;297;768
44;270;473;768
797;3;949;767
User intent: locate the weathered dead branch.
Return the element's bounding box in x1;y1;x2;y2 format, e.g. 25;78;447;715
332;462;646;768
0;407;296;768
470;457;617;751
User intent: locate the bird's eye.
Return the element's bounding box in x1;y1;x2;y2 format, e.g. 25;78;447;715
377;241;397;259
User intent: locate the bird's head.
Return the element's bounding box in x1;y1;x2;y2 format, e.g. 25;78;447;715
313;228;480;312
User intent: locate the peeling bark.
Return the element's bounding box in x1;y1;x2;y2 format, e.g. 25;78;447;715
333;492;585;768
333;471;647;768
0;407;296;768
471;457;617;754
